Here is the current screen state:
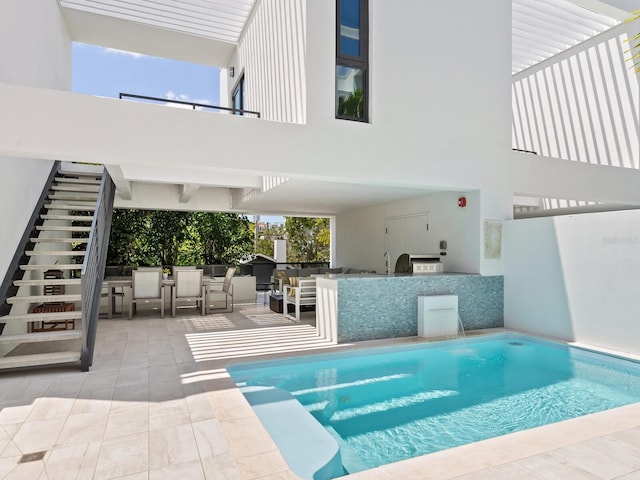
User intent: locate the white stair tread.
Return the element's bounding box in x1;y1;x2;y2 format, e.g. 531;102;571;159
26;251;86;256
44;204;96;211
36;226;91;232
48;194;97;201
51;185;100;193
14;279;82;287
20;264;81;271
30;238;89;243
41;215;94;221
7;294;81;304
55;177;101;185
0;352;81;369
1;311;83;322
0;331;82;345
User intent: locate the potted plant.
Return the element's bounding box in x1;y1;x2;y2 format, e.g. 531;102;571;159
162;268;170;279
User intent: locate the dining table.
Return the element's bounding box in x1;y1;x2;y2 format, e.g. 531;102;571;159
103;275;223;318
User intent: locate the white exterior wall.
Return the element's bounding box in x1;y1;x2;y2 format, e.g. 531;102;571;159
504;210;640;355
0;2;70;289
0;1;71;90
230;0;306;123
335;191;482;274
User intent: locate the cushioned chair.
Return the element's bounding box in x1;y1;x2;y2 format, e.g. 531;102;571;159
208;267;235;313
129;268;164;319
172;268;205;317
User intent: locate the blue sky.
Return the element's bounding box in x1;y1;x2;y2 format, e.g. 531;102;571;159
72;42;283;224
72;42;220;105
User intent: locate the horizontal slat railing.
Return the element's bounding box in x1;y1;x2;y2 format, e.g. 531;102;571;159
80;168;115;371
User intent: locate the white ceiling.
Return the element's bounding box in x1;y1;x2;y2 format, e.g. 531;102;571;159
59;0;256;43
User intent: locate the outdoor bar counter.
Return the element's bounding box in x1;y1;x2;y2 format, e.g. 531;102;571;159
315;273;504;343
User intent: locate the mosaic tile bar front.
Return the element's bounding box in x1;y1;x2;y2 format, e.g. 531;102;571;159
335;274;504;343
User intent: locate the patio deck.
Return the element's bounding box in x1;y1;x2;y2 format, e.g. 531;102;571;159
1;299;640;479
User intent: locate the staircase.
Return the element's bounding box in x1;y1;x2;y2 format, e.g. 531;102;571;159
0;164;106;370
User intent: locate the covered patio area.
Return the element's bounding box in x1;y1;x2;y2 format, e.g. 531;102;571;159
2;303;640;479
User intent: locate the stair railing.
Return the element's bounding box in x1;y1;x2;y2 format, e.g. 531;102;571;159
0;161;60;334
80;168;115;371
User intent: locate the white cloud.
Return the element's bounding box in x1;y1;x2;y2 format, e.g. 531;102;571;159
103;47;146;59
164;91;212;110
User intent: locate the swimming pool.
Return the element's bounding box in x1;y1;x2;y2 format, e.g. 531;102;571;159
228;334;640;478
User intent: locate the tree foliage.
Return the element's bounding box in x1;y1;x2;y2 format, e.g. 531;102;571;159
337;88;364;119
284;217;330;262
628;11;640;76
254;223;285;258
107;209;254;266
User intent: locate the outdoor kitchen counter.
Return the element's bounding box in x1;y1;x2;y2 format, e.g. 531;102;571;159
315;273;504;343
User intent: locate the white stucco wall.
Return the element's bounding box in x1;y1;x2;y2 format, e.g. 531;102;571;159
0;1;71;90
0;158;54;285
504;210;640;356
335;191;482;274
0;2;70;287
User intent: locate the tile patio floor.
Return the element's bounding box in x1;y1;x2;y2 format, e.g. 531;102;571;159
1;298;640;479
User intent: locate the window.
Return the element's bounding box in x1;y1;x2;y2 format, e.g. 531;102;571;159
232;74;245;115
336;0;368;122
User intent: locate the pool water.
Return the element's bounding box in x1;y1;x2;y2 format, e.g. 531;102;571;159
229;334;640;476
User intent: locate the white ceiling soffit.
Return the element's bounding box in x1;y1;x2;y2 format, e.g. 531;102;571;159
512;0;623;74
59;0;256;44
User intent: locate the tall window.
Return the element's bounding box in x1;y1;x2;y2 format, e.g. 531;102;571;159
336;0;368;122
232;74;245;115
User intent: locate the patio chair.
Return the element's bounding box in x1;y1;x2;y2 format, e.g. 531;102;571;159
129;268;164;319
208;267;235;313
172;268;205;317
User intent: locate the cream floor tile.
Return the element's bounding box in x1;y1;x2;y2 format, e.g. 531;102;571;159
220;417;278;459
43;443;89;480
81;371;119;392
77;440;102;480
42;375;86;397
616;470;640;480
112;384;149;406
0;456;19;478
26;397;76;422
56;411;108;447
149;399;191;430
515;452;601;480
201;453;242;480
235;450;290;479
208;390;255;422
2;459;45;480
148;353;176;368
12;418;66;453
148;379;185;402
148;423;199;470
185;393;217;422
0;440;21;458
70;393;113;417
0;403;35;426
1;424;20;438
104;404;149;440
554;436;640;479
149;459;205;480
193;419;229;458
613;425;640;448
94;431;148;480
0;426;10;455
116;367;149;388
113;472;149;479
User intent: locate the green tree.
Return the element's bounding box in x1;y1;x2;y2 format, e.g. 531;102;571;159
338;88;364;119
628;11;640;75
255;223;285;258
107;209;254;266
190;212;254;264
284;217;330;262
